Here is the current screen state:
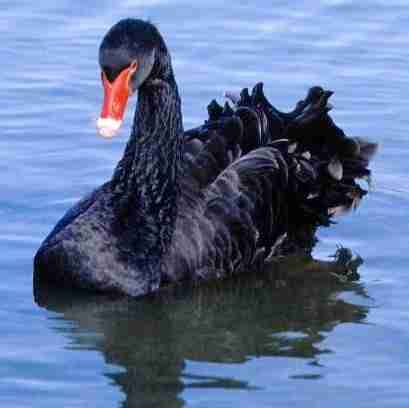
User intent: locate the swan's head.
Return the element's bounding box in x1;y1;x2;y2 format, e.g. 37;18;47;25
97;19;164;138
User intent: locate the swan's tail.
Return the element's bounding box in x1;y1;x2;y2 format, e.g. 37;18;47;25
199;83;378;252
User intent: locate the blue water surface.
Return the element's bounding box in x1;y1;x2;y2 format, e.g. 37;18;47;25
1;1;409;407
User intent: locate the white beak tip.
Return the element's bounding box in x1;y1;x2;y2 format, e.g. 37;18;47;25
96;117;122;138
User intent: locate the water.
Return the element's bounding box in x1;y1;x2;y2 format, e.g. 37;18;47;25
1;0;409;406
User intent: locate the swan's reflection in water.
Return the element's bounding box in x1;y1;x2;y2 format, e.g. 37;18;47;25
34;258;368;408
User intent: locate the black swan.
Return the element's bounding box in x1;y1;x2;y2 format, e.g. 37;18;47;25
33;19;377;297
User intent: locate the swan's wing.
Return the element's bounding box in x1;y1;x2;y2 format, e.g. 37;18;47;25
187;82;378;221
170;112;290;282
166;84;377;282
202;145;289;273
166;140;288;283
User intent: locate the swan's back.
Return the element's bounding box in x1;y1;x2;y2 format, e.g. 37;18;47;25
163;84;377;283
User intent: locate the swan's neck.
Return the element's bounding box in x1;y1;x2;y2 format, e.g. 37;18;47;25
111;77;183;261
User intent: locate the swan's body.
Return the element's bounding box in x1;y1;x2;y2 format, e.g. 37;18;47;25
34;19;377;297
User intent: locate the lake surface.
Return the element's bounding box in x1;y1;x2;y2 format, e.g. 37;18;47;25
1;0;409;406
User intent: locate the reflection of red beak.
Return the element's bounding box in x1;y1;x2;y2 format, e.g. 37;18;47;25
97;62;138;138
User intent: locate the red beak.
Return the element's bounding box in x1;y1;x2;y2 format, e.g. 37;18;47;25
97;61;138;138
